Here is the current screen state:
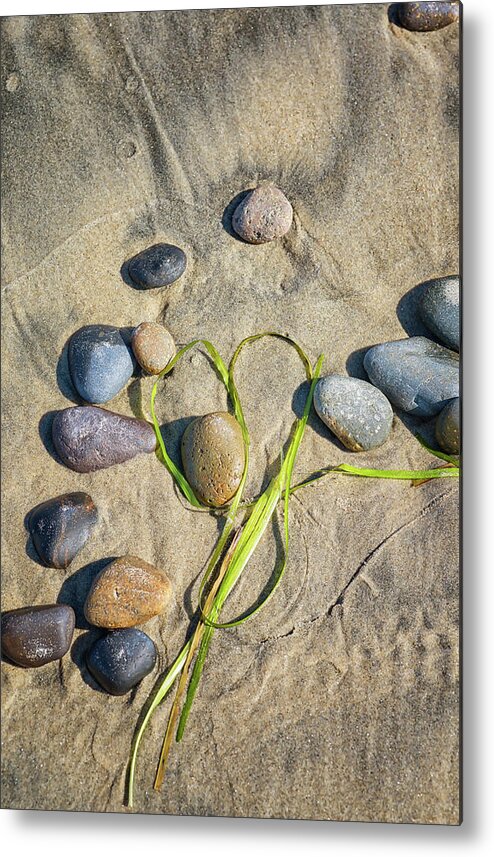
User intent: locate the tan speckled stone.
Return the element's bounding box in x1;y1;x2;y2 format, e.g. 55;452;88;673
84;555;172;628
181;412;245;506
232;183;293;244
131;322;176;374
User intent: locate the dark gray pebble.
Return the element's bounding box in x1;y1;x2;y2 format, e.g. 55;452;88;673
86;628;157;695
1;604;75;667
68;325;135;404
363;336;459;418
419;275;460;351
397;2;460;31
127;242;187;289
314;375;393;452
52;406;156;473
435;397;460;455
28;492;98;569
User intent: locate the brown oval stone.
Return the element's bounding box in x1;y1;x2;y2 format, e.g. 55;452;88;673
1;604;75;667
131;322;176;375
232;183;293;244
84;555;172;629
181;412;245;507
397;2;460;32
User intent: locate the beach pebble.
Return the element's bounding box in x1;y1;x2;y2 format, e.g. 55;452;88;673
52;406;156;473
28;492;98;569
363;336;459;418
68;325;135;404
127;242;187;289
1;604;75;668
397;2;460;31
314;375;393;452
131;322;176;374
181;412;245;506
232;183;293;244
84;555;172;629
435;397;460;455
86;628;157;695
419;275;460;351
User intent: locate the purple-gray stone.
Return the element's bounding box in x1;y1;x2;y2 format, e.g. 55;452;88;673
1;604;75;668
68;325;135;404
363;336;459;418
52;406;156;473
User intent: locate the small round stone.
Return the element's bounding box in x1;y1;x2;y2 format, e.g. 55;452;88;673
84;555;172;629
127;242;187;289
232;183;293;244
314;375;394;452
86;628;157;695
435;397;460;455
397;2;460;32
28;492;98;569
181;412;245;507
419;275;460;351
68;325;135;404
1;604;75;668
363;336;459;418
131;322;176;375
52;406;157;473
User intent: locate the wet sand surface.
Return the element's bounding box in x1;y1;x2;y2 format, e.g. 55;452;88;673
1;4;460;821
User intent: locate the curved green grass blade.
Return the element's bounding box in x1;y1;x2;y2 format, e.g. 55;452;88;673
176;351;323;740
149;339;230;509
415;432;460;464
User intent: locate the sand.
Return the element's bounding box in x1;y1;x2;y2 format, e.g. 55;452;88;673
1;3;460;822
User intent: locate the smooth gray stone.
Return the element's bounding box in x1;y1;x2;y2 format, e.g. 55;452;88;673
52;406;157;472
435;397;460;455
314;375;393;452
86;628;157;695
28;492;98;569
419;275;460;351
68;325;135;404
127;242;187;289
363;336;459;418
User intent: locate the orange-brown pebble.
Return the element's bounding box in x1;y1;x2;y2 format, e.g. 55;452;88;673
181;412;245;506
84;555;172;628
131;322;176;375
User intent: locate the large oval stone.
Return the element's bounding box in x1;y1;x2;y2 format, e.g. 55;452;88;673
131;322;176;374
28;492;98;569
419;275;460;351
363;337;459;418
127;242;187;289
397;2;460;32
84;555;172;629
68;325;135;404
86;628;157;695
435;397;460;455
314;375;393;452
52;406;156;473
232;184;293;244
1;604;75;667
181;412;245;507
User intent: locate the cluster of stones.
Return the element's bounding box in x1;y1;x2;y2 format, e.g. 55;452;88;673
2;123;461;693
2;484;172;693
313;276;460;456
